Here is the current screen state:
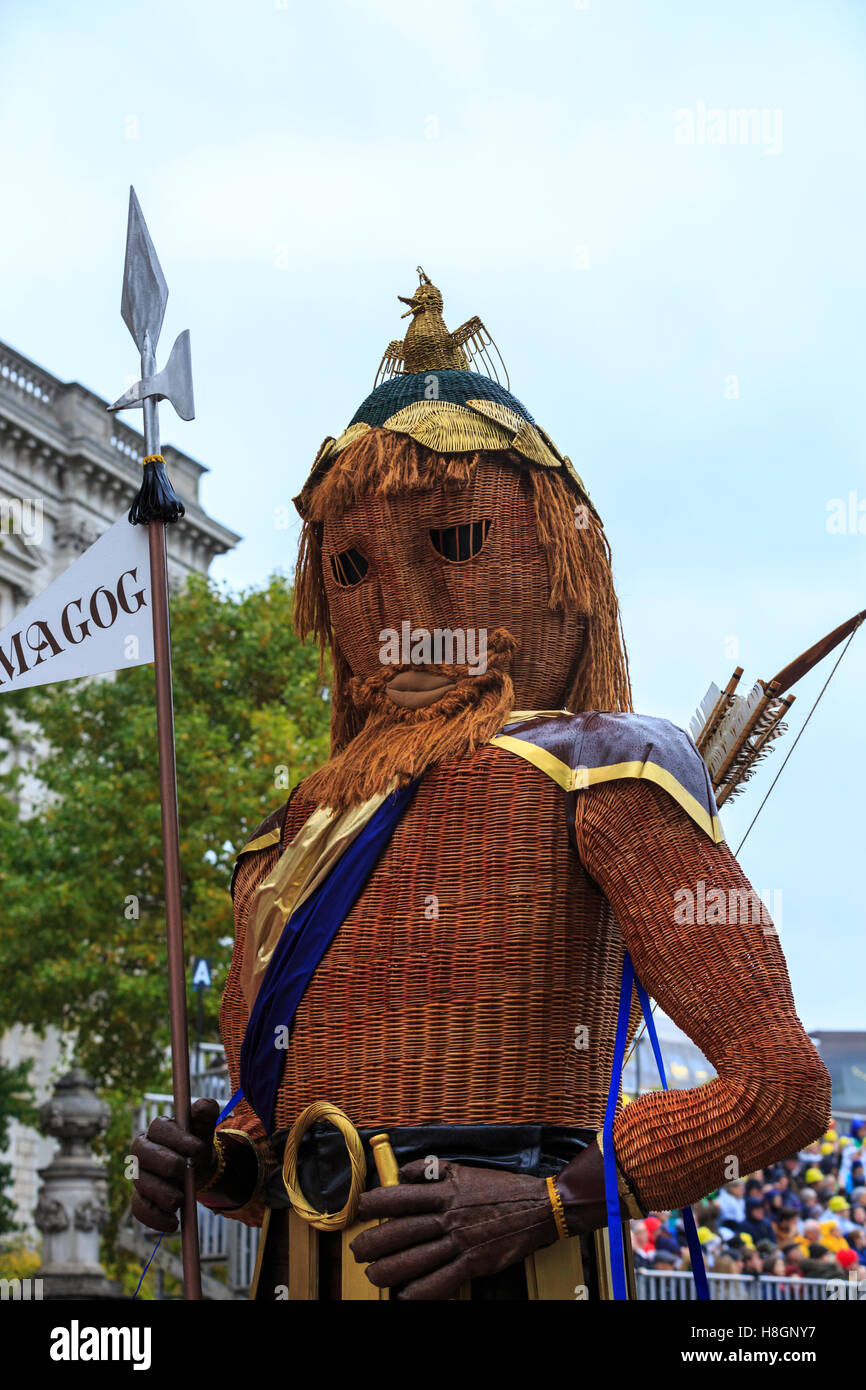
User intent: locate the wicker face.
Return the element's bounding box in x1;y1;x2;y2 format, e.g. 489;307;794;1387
320;459;586;710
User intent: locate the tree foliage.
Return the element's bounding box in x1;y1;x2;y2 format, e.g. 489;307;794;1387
0;572;331;1100
0;1059;37;1238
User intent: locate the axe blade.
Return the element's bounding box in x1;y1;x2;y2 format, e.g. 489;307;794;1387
159;329;195;421
107;330;195;422
121;186;169;356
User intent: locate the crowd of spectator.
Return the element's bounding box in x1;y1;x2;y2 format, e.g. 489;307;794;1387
630;1115;866;1292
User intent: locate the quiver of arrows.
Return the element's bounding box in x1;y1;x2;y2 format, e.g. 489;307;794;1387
691;670;794;807
690;608;864;809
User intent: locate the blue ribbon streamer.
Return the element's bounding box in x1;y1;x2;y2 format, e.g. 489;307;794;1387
602;950;710;1301
602;950;636;1300
632;972;710;1301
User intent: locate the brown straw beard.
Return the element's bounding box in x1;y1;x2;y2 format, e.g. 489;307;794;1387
300;630;518;813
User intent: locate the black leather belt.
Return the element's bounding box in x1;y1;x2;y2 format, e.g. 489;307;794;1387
265;1121;596;1211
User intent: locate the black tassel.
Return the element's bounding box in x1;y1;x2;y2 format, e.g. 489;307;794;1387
128;455;186;525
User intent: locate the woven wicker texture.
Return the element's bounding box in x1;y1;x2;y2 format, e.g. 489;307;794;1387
217;428;828;1228
221;745;641;1133
220;763;830;1219
296;444;630;732
575;779;832;1212
350;371;534;430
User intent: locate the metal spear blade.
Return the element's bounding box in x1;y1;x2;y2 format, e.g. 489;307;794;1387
120;186;168;355
107;329;195;421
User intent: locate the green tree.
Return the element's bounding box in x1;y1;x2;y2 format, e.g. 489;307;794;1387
0;1059;37;1238
0;572;330;1099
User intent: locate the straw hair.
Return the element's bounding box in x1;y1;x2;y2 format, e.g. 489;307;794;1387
298;631;516;813
293;428;632;756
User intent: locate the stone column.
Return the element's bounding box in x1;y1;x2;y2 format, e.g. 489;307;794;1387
34;1068;118;1299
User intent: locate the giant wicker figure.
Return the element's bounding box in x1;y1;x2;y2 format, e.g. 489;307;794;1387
131;271;831;1300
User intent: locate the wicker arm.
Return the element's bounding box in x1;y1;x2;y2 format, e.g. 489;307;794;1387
573;777;831;1214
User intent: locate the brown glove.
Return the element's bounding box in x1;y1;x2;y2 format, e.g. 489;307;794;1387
130;1097;257;1233
349;1159;559;1299
350;1143;643;1300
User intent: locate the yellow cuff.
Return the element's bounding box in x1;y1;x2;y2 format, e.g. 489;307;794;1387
546;1175;570;1240
210;1127;270;1216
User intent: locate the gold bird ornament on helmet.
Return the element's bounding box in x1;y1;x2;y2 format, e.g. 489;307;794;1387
376;266;510;386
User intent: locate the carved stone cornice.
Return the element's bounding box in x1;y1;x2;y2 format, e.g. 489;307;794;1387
0;337;240;577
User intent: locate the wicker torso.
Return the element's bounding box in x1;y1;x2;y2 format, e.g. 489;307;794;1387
231;745;631;1133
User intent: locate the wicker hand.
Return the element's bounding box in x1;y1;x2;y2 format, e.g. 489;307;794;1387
350;1159;560;1299
130;1097;220;1234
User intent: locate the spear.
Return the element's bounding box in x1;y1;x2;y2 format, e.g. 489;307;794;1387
107;187;202;1299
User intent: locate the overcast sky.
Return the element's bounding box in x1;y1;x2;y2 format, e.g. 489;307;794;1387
1;0;864;1032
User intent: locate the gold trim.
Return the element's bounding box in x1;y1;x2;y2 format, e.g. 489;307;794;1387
490;733;573;791
248;1206;271;1301
236;827;281;858
282;1101;367;1232
507;708;572;721
197;1134;226;1193
342;1219;389;1301
546;1175;570;1241
324;399;583;496
279;1211;590;1299
242;787;394;1004
463;397;527;434
489;736;724;843
593;1220;637;1300
332;421;372;455
526;1234;586;1299
385;400;514;455
511;421;559;469
288;1209;319;1301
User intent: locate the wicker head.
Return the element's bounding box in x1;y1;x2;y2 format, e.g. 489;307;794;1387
220;272;830;1224
292;276;630;763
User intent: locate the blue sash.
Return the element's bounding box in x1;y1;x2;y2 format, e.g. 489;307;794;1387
603;951;710;1300
230;779;421;1133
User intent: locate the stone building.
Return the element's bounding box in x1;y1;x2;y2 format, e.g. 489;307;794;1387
0;336;240;1237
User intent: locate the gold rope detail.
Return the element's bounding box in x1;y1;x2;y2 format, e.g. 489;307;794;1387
141;453;165;467
546;1175;569;1240
197;1133;226;1193
282;1101;367;1231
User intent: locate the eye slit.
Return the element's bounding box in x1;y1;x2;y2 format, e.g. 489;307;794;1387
430;520;492;563
330;547;369;587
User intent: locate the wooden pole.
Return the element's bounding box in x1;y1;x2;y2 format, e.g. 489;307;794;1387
147;519;202;1300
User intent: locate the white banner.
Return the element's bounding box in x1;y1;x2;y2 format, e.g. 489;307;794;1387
0;516;154;692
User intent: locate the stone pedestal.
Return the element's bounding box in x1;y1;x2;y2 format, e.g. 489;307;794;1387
34;1068;119;1299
